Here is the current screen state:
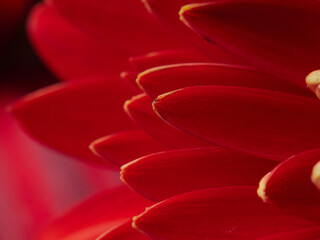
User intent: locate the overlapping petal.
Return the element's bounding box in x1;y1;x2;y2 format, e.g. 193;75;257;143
129;49;212;72
125;93;211;148
138;63;311;99
258;149;320;221
97;221;149;240
40;186;152;240
90;130;170;167
122;147;277;201
10;76;136;166
258;227;320;240
141;0;244;64
28;4;130;80
153;86;320;160
180;0;320;87
133;187;318;240
47;0;183;54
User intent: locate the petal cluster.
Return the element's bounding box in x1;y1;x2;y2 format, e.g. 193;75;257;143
10;0;320;239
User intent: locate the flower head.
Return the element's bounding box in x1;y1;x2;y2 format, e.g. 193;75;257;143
7;0;320;239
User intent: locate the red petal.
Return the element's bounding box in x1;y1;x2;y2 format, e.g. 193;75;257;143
122;147;277;201
125;93;211;148
10;76;136;166
27;4;130;80
138;63;312;99
142;0;244;64
47;0;183;54
180;1;320;88
258;227;320;240
120;72;141;94
258;149;320;221
153;86;320;161
40;186;152;240
98;221;149;240
133;187;318;240
130;48;226;72
90;130;171;167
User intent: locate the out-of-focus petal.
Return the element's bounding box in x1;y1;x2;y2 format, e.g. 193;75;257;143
180;1;320;88
133;187;318;240
122;147;277;201
257;149;320;221
258;227;320;240
124;93;211;148
97;221;149;240
27;4;130;80
120;72;141;94
40;186;152;240
90;130;171;167
153;86;320;161
10;76;136;166
130;48;228;72
47;0;183;54
137;63;312;99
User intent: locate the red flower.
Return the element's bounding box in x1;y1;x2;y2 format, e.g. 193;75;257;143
7;0;320;239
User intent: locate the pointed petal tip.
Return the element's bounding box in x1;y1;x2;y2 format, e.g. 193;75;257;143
179;4;193;29
306;70;320;99
311;161;320;190
135;72;145;91
257;172;272;203
124;93;146;115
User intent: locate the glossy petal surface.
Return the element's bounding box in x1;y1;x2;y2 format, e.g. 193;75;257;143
258;149;320;221
91;130;170;167
258;227;320;240
138;63;311;99
130;48;226;72
134;187;317;240
153;86;320;161
142;0;243;64
180;1;320;87
48;0;182;54
28;4;130;80
98;221;149;240
41;186;151;240
10;76;135;166
125;93;211;148
122;147;277;201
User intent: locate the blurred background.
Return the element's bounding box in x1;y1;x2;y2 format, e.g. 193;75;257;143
0;1;119;239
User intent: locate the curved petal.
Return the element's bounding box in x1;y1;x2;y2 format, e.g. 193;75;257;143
122;147;277;201
47;0;183;54
142;0;244;64
27;4;130;80
97;221;149;240
90;130;170;167
124;93;211;148
258;149;320;221
180;1;320;88
10;76;136;166
40;186;152;240
137;63;312;99
258;227;320;240
133;187;318;240
153;86;320;161
129;48;227;72
120;72;141;94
